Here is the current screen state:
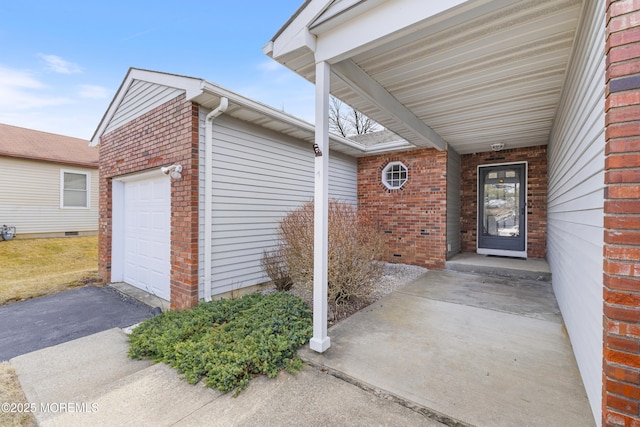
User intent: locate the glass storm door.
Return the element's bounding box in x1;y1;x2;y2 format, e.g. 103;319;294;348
477;163;526;256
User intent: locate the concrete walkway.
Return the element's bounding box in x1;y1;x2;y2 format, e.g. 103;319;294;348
11;328;443;426
9;269;595;426
300;270;595;426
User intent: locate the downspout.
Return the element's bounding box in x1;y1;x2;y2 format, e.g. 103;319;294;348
204;97;229;301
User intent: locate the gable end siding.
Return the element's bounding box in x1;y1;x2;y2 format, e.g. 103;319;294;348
105;80;184;134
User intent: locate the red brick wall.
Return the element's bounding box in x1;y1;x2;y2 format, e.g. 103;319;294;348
357;148;448;269
603;1;640;425
460;146;548;259
98;94;200;310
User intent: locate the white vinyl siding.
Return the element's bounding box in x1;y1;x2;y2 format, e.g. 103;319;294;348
200;113;357;297
547;0;605;423
0;157;98;235
447;148;461;258
105;80;183;134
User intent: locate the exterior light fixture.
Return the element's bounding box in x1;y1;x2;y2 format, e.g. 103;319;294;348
161;164;183;179
491;143;505;151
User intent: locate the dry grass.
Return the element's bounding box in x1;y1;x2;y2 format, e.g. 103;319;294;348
0;236;102;305
0;362;36;427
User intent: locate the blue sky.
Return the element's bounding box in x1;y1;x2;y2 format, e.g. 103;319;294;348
0;0;312;140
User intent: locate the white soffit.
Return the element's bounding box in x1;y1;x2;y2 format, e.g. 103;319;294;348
192;83;367;157
269;0;585;154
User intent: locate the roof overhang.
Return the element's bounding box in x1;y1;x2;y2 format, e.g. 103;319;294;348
265;0;585;154
91;68;372;157
0;152;97;168
90;68;202;146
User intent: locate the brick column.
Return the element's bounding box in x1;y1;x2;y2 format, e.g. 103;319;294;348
169;102;201;310
603;1;640;425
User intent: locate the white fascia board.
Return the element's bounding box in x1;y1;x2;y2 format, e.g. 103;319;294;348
332;59;447;151
90;69;134;147
313;0;469;64
267;27;317;60
199;81;367;154
128;69;203;100
363;140;416;155
265;0;332;60
90;68;204;146
311;0;383;33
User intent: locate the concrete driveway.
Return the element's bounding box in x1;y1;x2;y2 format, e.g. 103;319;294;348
0;286;154;361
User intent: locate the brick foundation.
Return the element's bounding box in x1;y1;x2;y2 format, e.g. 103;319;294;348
357;148;448;269
98;94;200;310
603;1;640;425
460;146;548;259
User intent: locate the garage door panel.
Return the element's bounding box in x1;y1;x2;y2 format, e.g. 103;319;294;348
122;175;170;301
152;212;164;230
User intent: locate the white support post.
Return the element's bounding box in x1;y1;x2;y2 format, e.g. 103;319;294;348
310;61;331;353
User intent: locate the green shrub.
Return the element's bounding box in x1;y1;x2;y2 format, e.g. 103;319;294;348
128;292;312;395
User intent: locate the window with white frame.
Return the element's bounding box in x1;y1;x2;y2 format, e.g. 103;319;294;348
61;170;90;208
382;161;408;190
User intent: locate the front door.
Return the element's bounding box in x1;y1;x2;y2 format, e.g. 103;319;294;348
477;163;526;257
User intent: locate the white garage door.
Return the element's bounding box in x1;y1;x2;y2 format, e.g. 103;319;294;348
122;175;171;300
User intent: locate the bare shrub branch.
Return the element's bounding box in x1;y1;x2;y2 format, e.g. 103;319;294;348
261;248;293;291
272;200;385;318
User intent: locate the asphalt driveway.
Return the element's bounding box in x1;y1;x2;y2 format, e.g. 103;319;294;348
0;286;155;361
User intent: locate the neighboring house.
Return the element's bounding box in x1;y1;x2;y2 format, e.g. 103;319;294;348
0;123;99;239
264;0;638;425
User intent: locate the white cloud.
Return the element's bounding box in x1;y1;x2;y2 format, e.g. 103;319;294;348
258;60;284;72
0;66;43;89
0;65;71;110
255;60;303;89
0;64;106;139
0;86;70;110
122;28;156;41
38;54;82;74
78;84;110;99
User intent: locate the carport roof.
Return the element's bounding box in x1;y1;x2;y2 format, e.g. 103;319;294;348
264;0;586;154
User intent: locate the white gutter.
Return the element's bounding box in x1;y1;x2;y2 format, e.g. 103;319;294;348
203;97;229;302
362;140;415;154
199;81;368;155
